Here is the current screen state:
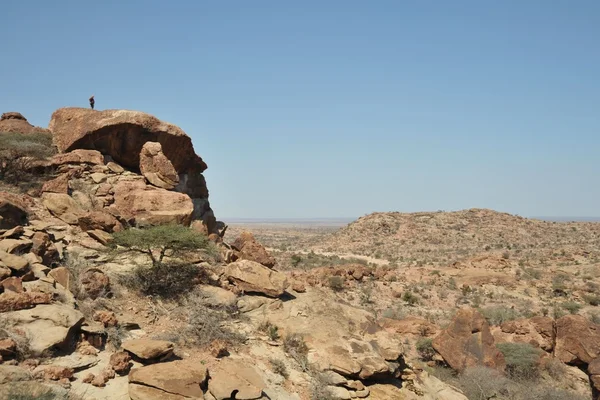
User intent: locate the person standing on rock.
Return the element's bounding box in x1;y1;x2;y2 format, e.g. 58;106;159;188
89;95;95;110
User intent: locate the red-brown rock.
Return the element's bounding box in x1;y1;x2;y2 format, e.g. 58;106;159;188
79;268;110;299
93;311;118;327
232;232;276;268
49;149;104;166
78;211;123;233
48;107;206;173
139;142;179;190
0;112;49;134
37;365;74;381
496;317;555;351
432;307;505;372
0;338;17;359
1;276;23;293
0;291;52;312
555;315;600;365
41;173;70;194
110;351;132;375
0;192;29;229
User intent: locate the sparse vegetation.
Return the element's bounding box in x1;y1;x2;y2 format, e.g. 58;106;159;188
328;276;345;291
269;358;289;378
402;291;420;306
416;337;435;361
283;333;310;371
0;131;56;191
184;294;245;347
496;342;541;381
480;306;520;326
560;301;582;315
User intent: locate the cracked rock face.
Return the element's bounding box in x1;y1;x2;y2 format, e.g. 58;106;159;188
128;360;208;399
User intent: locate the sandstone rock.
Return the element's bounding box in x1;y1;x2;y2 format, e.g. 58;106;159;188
0;238;33;254
48;267;71;291
91;372;109;387
2;226;24;239
232;232;276;268
208;358;265;400
2;304;84;356
139;142;180;189
0;291;52;312
93;310;118;327
1;276;23;292
90;172;107;184
49;354;100;371
0;338;17;359
112;181;194;226
0;265;11;280
198;284;237;308
110;351;132;375
0;192;29;229
225;260;288;298
31;231;59;265
79;268;110;299
291;281;306;293
122;339;174;362
0;250;28;272
42;193;85;225
41;173;70;194
128;360;207;399
0;112;49;134
107;161;125;174
432;307;505;372
87;229;113;245
555;315;600;365
49;149;104;166
209;339;229;358
327;386;352;399
78;211;123;233
379;316;439;336
49;107;207;173
495;317;555;351
36;365;74;381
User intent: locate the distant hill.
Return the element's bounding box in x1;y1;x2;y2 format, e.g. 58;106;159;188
314;208;600;266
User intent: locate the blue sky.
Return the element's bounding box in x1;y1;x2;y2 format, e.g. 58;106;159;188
2;1;599;218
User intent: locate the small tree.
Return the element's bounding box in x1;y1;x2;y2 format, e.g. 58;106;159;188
111;225;214;299
111;224;212;266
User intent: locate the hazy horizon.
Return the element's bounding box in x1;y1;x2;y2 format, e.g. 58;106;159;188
2;1;598;218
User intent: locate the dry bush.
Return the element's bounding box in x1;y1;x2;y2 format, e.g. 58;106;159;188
479;306;520;326
458;366;510;400
416;337;435;361
496;342;542;381
283;332;310;371
183;294;245;347
327;276;345;291
0;132;56;191
269;358;289;378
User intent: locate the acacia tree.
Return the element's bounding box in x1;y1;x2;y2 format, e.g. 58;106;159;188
110;224;215;298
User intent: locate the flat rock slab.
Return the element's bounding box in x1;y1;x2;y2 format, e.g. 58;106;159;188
128;360;207;399
45;354;100;371
225;260;288;298
208;358;265;400
122;339;174;361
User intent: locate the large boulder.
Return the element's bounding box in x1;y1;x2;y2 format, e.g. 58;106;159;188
128;360;207;400
48;107;206;173
139;142;179;190
122;339;174;362
111;181;194;226
225;260;288;298
2;304;84;356
0;192;29;229
232;232;276;268
208;358;265;400
432;307;505;372
42;193;85;225
493;316;555;351
0;112;49;134
555;315;600;365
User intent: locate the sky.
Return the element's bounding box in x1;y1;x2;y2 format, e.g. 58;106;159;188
1;1;599;219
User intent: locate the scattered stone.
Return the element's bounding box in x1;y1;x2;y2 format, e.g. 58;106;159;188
79;268;110;299
0;239;32;255
49;354;100;371
36;365;74;381
2;226;24;239
82;373;95;383
225;260;288;298
209;339;229;358
122;339;174;362
110;351;132;375
94;310;118;327
139;141;180;189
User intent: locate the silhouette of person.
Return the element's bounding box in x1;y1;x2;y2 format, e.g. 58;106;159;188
89;95;95;110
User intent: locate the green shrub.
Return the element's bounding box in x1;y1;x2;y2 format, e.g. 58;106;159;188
480;306;520;325
496;342;541;381
111;224;213;265
120;262;201;299
584;294;600;306
403;291;420;306
560;301;582;315
416;337;435;361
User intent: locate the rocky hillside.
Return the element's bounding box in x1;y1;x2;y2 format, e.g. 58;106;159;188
315;209;600;266
0;109;598;400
